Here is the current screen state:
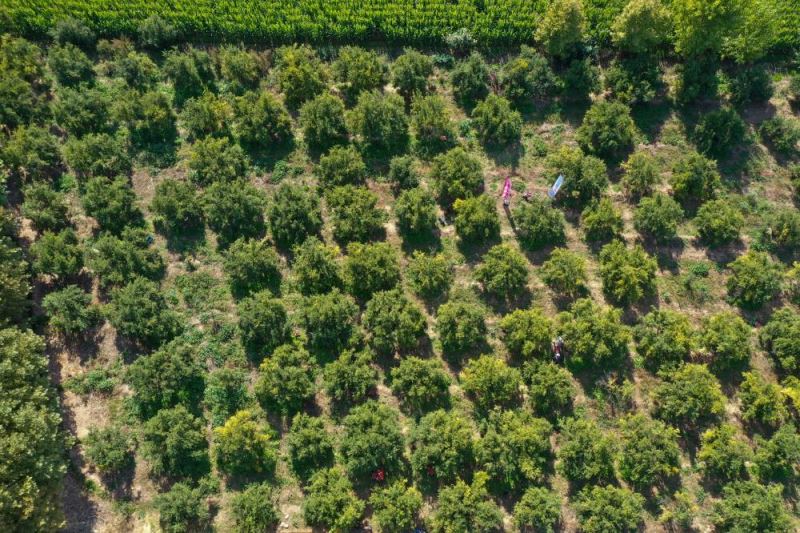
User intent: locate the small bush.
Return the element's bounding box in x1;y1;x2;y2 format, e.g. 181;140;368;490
524;361;575;420
150;179;203;236
726;250;783;310
575;485;644;533
545;146;608;207
557;417;616;486
581;197;623;243
391;49;433;100
759;116;800;154
540;248;588;299
635;309;695;372
287;414;335;482
474;244;529;300
670;151;720;206
652;363;725;432
451;52;490;107
724;67;773;107
323;350;378;408
213;409;277;478
50;17;96;49
693;107;746;157
633;193;683;242
223;238;281;299
348;90;409;153
237;291;289;362
362;288;426;355
48;44;94;86
106;277;181;349
302;468;364;532
453;195;500;244
387;155;420;191
390;357;451;416
255;343;317;416
738;371;788;429
83;425;132;476
598;241;657;305
204;368;249;427
759;307;800;375
229;483;279;533
406;251;453;299
436;295;487;359
267;183;322;248
42;285;101;336
343;241;400;300
759;207;800;253
326;185;386;244
499;308;553;361
460;355;522;412
501;46;559;103
430;147;484;208
21;183;69;233
558;298;630;371
137;15;178;49
300;289;358;358
513;198;566;250
299;93;348;151
700;311;752;372
395;187;437;237
694;199;743;245
576;101;637;161
316;145;366;188
621;150;660;200
603;56;661;104
291;237;342;296
410;94;457;154
471;94;522;147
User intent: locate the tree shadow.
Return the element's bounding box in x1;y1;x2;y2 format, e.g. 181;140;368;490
704;240;745;269
640;237;685;274
246;139;296;173
631;99;673;143
399;228;443;255
483;141;523;168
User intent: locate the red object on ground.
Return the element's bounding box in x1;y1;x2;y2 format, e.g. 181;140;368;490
426;465;436;477
372;468;385;481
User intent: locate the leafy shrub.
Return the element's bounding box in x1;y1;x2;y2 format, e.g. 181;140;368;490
513;198;566;250
633;193;683;242
218;46;261;95
524;361;575;420
323;349;377;408
540;248;588;299
30;229;83;279
2;125;62;183
343;241;400;300
711;481;792;532
316;145;366;188
453;195;499;244
348;90;409;153
150;179;203;236
332;46;387;103
697;423;752;483
204;368;249;427
406;251;453;299
759;307;800;374
451;52;490;108
178;91;232;140
237;291;289;362
436;295;487;359
673;56;720;105
670;151;720;206
387;155;420;191
545;146;608;207
300;289;358;357
501;46;559;103
287;414;335;482
576;101;637;161
326;185;386;244
213;409;277;477
759;116;800;154
291;237;342;295
471;94;522;147
223;238;281;299
726;250;783;309
514;486;561;532
255;343;316;416
499;308;553;361
581;197;623;243
635;309;695;372
574;485;644;533
410;409;474;484
83;425;132;476
759;207;800;253
106;277;181;349
299;93;348;151
229;483;279;533
604;56;661;105
693;107;746;157
391;49;433;100
724;66;773;107
183;136;248;186
140;405;209;479
430;147;484;208
739;371;788;429
753;423;800;483
22;185;69;234
203;180;266;247
84;227;164;287
48;44;94;86
114;90;177;148
410;94;457;154
476;409;552;492
395;187;437;237
369;481;423;533
275;45;328;110
42;285;101;336
460;355;522;412
163;49;215;107
234;91;292;150
557;417;616;486
558;298;630;371
82;176;143;234
267;183;322;248
362;289;426;355
611;0;671;54
340;401;405;480
694;199;743;245
561;57;600;101
50;16;96;49
154;482;210;533
430;473;502;533
302;467;364;531
474;244;529;300
652;363;725;432
137;15;178;49
700;311;752;372
52;85;111;137
621;150;660;200
535;0;586;59
598;241;657;305
618;414;680;489
390;357;451;416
